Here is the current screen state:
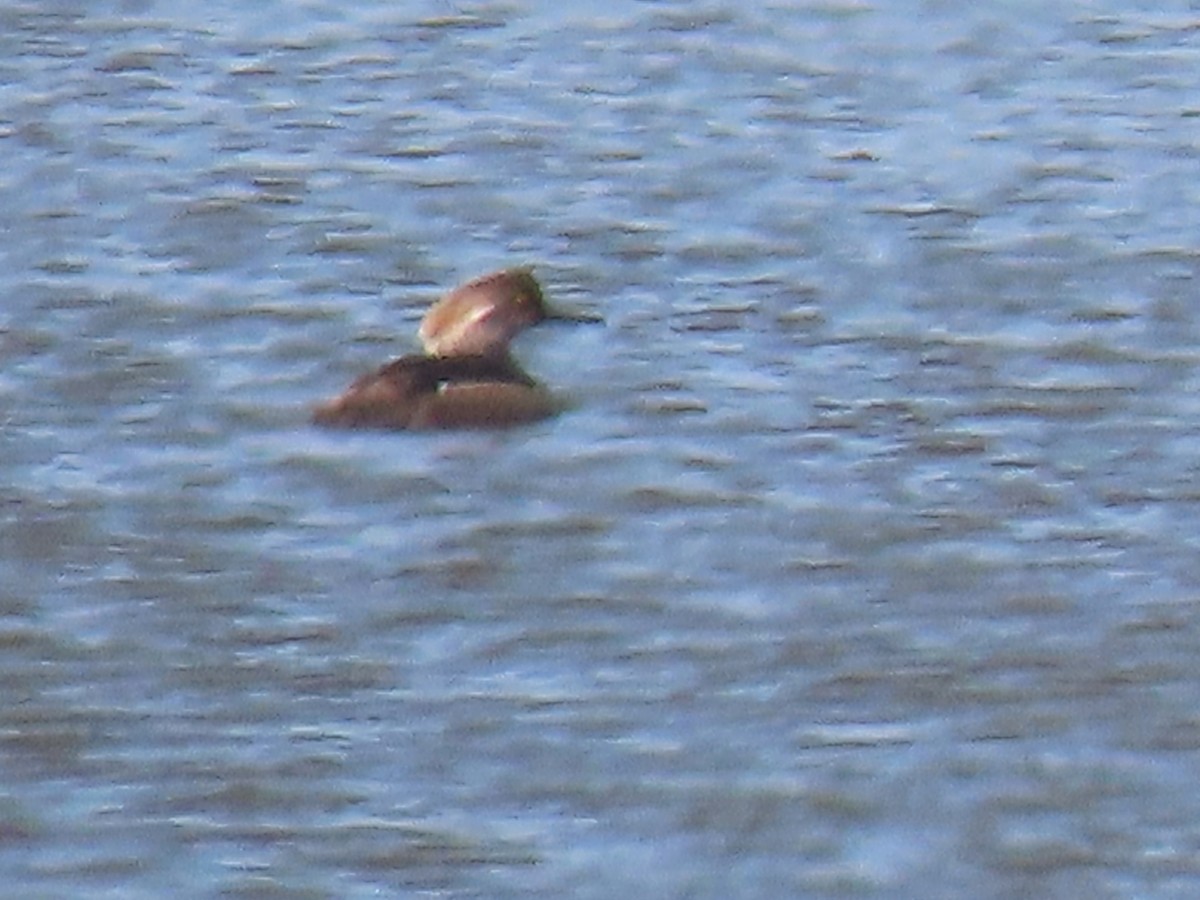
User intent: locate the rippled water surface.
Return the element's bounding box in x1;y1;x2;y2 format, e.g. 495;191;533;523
5;1;1200;897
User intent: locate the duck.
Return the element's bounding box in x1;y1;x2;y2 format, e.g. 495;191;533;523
313;267;593;430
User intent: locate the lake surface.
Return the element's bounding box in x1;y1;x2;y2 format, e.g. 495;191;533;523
4;1;1200;897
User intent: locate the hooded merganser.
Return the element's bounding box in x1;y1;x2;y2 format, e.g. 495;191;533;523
313;267;592;430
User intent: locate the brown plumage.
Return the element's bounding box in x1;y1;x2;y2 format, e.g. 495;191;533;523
313;268;588;431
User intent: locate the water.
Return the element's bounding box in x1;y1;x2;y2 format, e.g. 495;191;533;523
4;1;1200;897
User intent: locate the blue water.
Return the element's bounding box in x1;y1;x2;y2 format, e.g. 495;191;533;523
4;1;1200;897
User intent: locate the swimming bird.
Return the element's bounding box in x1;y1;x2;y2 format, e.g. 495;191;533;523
313;267;592;430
